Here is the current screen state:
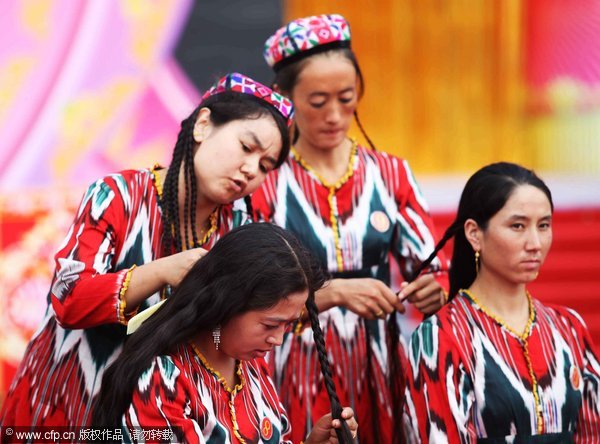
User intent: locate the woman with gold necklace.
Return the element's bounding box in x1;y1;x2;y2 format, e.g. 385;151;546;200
0;73;294;432
252;14;448;444
404;162;600;443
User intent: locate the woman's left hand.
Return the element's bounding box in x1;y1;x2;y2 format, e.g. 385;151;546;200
304;407;357;443
398;273;446;315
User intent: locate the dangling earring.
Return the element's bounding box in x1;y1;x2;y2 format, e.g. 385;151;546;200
475;251;480;274
212;325;221;350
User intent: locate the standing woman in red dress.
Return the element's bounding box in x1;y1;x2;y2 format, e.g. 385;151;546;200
0;73;293;432
252;14;449;443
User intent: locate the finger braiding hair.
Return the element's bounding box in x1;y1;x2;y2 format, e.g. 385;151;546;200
353;110;378;151
305;297;355;443
160;107;201;254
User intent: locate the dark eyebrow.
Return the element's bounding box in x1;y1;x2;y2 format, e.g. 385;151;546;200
264;314;300;323
246;131;277;167
508;214;552;221
309;87;354;99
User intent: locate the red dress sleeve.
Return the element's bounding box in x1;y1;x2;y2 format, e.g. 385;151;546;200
50;175;138;328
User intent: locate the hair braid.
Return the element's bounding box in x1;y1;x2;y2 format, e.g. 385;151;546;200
409;222;460;285
182;142;194;248
385;316;405;444
363;326;382;443
160;107;201;254
380;221;460;442
244;195;254;221
305;297;355;443
189;160;199;246
353;110;377;151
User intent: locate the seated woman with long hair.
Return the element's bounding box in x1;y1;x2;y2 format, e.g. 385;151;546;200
93;223;357;443
403;162;600;443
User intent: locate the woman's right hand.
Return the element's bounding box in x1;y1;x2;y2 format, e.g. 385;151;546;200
157;247;209;287
124;248;208;311
316;278;405;319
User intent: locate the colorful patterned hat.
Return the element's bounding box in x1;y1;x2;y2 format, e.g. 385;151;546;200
264;14;351;72
201;72;294;127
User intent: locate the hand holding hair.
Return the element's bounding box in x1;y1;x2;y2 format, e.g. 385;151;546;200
319;277;406;320
397;272;446;315
123;247;208;311
305;407;358;443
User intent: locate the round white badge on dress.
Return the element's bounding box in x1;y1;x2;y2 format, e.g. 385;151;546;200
370;211;390;233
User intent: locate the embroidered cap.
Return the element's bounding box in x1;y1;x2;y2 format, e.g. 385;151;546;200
264;14;351;72
201;72;294;127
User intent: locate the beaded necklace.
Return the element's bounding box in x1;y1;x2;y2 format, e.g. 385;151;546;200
190;343;247;443
194;208;219;247
461;289;543;434
291;138;357;270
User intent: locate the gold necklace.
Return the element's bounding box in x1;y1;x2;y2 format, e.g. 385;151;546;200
190;343;246;443
461;289;543;434
291;139;357;270
194;208;219;247
150;164;164;199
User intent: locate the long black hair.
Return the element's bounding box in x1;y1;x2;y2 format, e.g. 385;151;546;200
92;223;354;442
160;92;291;253
410;162;554;298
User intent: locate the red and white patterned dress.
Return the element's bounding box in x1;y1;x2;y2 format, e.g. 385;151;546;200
404;290;600;443
0;168;251;431
252;142;448;443
122;344;292;443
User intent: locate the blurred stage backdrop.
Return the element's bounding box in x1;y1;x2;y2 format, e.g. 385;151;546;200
1;0;599;402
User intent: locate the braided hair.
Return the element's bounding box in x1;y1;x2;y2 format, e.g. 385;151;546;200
160;92;291;254
408;162;554;299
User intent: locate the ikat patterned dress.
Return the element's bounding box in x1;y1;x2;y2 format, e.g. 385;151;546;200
0;168;251;431
404;290;600;443
252;141;448;443
122;344;292;443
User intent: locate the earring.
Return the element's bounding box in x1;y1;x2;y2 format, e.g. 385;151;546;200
475;251;480;274
212;325;221;350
